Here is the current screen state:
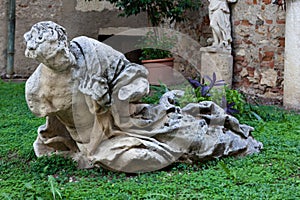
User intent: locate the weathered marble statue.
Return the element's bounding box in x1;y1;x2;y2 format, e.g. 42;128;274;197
24;21;262;173
207;0;237;51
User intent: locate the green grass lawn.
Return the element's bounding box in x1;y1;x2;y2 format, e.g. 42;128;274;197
0;80;299;199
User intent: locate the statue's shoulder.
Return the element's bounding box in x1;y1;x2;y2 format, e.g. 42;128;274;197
71;36;92;43
71;36;110;49
71;36;123;57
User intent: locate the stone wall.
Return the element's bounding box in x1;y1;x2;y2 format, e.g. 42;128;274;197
231;0;285;104
284;1;300;110
176;0;285;104
0;0;147;77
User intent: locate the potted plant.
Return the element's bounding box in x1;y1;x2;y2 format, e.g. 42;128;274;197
99;0;202;84
137;30;176;85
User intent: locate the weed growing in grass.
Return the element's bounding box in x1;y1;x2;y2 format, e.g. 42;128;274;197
48;175;62;200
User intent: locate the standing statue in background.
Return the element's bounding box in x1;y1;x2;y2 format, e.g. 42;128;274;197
272;0;286;11
207;0;237;51
24;21;262;173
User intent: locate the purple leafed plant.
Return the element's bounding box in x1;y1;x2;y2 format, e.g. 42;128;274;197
221;96;240;115
188;72;226;98
187;73;240;115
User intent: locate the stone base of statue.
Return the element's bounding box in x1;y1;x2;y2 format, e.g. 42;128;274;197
200;47;233;87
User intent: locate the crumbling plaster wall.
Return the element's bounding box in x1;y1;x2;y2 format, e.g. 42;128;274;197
14;0;64;77
0;1;8;76
0;0;147;77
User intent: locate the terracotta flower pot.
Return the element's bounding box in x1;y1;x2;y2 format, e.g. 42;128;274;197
142;58;175;85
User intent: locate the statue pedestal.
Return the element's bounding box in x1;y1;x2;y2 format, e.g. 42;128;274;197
284;1;300;110
200;47;233;87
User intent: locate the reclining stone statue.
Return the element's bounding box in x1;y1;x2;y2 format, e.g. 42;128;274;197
24;21;262;173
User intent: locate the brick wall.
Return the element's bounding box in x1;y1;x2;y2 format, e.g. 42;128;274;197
232;0;285;103
176;0;285;104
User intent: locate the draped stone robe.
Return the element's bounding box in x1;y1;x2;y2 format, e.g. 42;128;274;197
26;36;262;173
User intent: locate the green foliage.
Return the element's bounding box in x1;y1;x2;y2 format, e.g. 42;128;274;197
177;86;198;107
97;0;200;61
184;73;226;104
138;31;176;60
141;83;169;104
225;87;246;114
1;81;300;199
181;75;280;121
96;0;202;26
29;154;78;178
239;104;290;124
178;85;236;109
140;47;172;60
